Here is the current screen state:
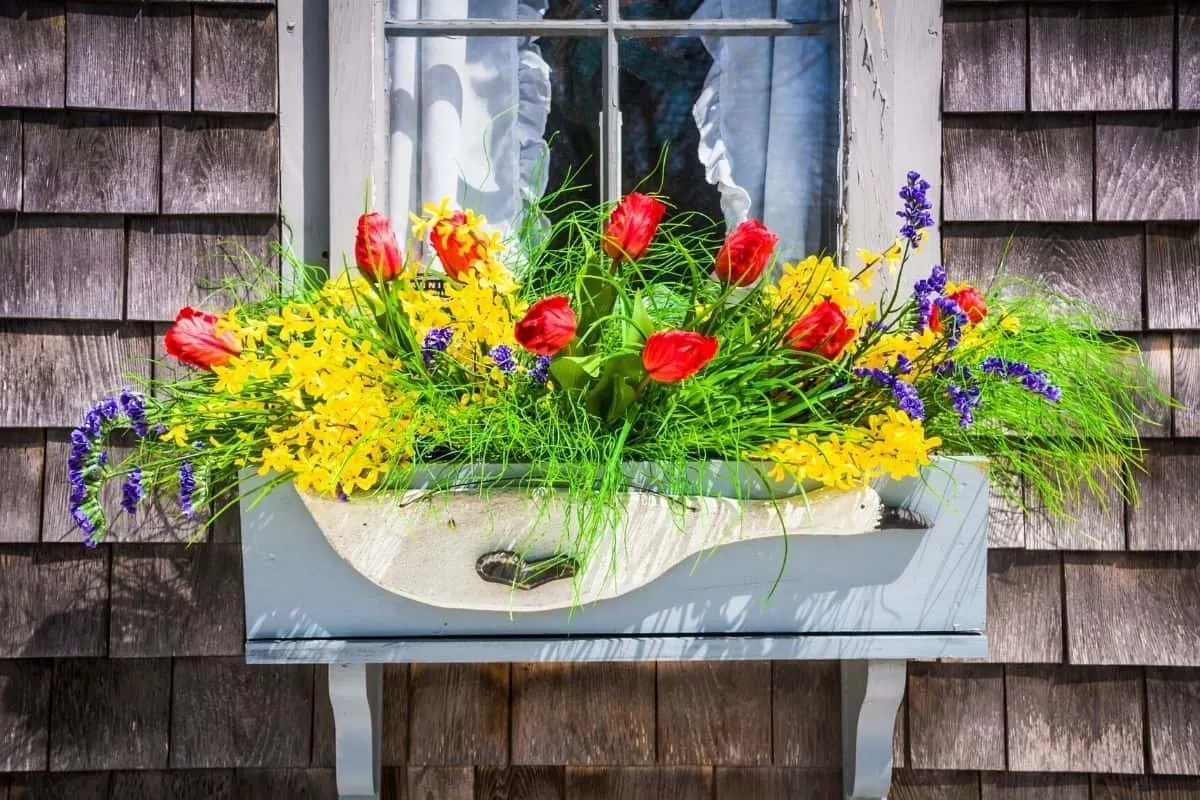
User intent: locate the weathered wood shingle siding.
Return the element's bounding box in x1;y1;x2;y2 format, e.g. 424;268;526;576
1;1;1199;797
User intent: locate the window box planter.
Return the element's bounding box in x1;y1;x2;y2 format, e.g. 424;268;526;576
241;455;988;799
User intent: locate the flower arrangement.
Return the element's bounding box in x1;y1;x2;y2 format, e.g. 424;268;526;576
69;173;1162;581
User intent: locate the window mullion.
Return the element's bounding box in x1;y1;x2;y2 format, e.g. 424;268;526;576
602;0;621;204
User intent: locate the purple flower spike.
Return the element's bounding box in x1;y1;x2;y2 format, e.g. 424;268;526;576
421;326;454;368
981;357;1062;402
119;388;149;438
891;379;925;421
528;355;552;385
897;171;935;249
179;460;197;519
121;468;143;515
488;344;518;376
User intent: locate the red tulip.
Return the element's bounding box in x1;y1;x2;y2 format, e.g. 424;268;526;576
930;286;989;333
601;192;666;263
786;301;856;360
164;307;241;371
713;219;778;287
354;212;403;281
641;330;720;383
430;210;488;282
514;295;578;356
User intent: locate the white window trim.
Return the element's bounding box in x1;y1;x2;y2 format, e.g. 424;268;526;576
280;0;942;277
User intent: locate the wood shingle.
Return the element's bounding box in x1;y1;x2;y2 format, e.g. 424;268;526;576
1128;441;1200;550
109;544;244;658
378;664;406;768
475;766;564;799
0;429;42;543
1171;334;1200;437
407;663;509;765
169;658;313;769
1029;6;1173;112
405;766;474;800
1180;2;1200;110
564;767;714;800
713;767;841;799
193;7;278;114
511;663;656;765
770;661;841;768
48;657;170;770
1092;775;1200;797
1147;223;1200;330
0;113;19;211
980;772;1090;799
0;544;107;658
890;770;981;800
0;322;151;428
8;772;109;800
1135;334;1173;440
0;2;64;109
908;663;1006;771
233;768;337;798
1096;116;1200;221
126;216;279;322
0;659;49;771
943;116;1093;222
986;551;1064;664
1006;665;1144;774
64;4;191;112
160;115;280;214
1065;553;1200;666
1025;477;1124;551
941;5;1026;113
1146;668;1200;776
656;662;772;766
0;215;124;320
107;770;235;800
22;112;158;214
942;223;1144;332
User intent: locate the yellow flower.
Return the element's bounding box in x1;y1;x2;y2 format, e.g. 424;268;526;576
160;425;189;447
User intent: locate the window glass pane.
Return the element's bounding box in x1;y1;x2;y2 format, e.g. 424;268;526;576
617;32;840;259
389;0;599;22
386;34;600;232
617;0;838;21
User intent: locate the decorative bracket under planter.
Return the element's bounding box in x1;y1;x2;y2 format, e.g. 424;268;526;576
240;457;988;799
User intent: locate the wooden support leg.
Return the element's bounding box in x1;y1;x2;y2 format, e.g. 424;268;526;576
841;659;906;800
329;662;383;799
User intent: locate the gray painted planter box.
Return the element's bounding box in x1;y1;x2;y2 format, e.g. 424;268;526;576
240;456;988;798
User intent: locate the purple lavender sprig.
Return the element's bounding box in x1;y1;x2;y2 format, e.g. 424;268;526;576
528;354;552;385
488;344;517;376
912;263;947;332
897;170;934;249
980;357;1062;402
933;295;969;349
947;382;983;427
853;363;926;421
120;468;143;515
119;388;149;438
179;460;197;520
421;326;453;368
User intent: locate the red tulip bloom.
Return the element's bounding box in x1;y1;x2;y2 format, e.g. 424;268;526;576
931;286;989;333
601;192;666;263
355;212;403;281
786;301;856;360
642;330;720;383
713;219;778;287
430;210;489;282
514;295;577;356
164;307;241;371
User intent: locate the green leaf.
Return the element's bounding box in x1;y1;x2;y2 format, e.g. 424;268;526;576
548;354;604;392
624;292;655;348
583;354;646;424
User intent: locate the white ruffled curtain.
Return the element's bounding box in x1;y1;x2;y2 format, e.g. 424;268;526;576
692;0;837;262
387;0;836;262
387;0;552;233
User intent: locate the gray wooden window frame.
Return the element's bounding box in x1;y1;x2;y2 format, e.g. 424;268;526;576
279;0;943;275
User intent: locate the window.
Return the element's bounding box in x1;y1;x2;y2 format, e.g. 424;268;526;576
286;0;944;276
